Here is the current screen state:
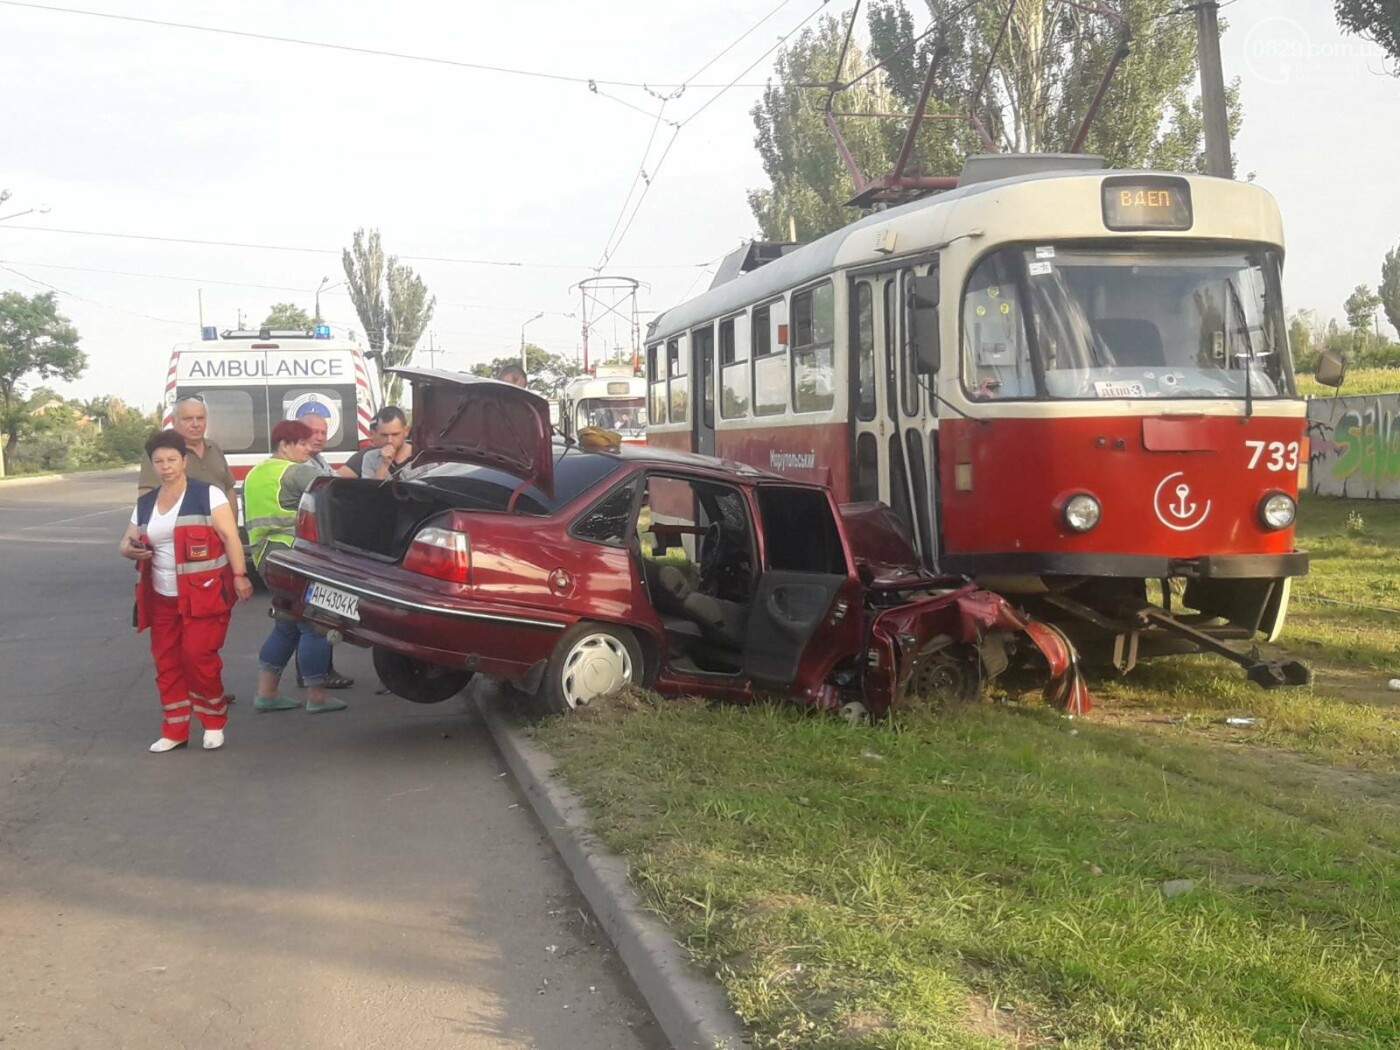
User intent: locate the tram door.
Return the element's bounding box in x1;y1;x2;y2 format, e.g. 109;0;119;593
692;324;716;457
849;267;939;568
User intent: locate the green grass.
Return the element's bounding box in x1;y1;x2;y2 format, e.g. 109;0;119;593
1286;495;1400;675
529;492;1400;1047
537;700;1400;1048
1298;367;1400;398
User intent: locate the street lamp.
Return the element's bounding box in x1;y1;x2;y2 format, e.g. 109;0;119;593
520;311;545;380
315;277;345;323
0;202;51;223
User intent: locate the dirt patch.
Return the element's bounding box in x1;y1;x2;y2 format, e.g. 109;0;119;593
964;993;1052;1048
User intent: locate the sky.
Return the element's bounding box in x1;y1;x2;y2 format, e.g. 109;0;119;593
0;0;1397;410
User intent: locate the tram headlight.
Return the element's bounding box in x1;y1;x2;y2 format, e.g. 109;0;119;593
1062;493;1102;533
1259;492;1296;530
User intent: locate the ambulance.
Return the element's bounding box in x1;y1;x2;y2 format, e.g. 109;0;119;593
161;325;381;484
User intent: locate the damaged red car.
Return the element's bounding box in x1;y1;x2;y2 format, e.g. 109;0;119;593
262;368;1088;717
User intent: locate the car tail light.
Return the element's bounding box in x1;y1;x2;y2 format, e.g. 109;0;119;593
403;526;471;583
295;490;321;543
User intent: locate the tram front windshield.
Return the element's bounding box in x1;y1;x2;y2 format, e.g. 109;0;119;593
962;246;1294;401
575;396;646;436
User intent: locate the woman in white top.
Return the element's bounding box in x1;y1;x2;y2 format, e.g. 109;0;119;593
119;430;253;752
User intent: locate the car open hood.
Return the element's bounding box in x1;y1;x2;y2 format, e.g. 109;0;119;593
390;367;553;495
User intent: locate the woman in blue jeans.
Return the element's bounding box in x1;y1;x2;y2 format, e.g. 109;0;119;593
245;419;347;714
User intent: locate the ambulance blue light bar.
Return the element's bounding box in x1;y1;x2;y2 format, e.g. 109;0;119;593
201;326;218;341
314;324;332;339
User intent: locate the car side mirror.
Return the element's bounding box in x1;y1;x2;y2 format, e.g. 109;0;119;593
1314;348;1347;389
908;272;941;375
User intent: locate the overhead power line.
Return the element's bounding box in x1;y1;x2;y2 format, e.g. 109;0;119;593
0;223;714;270
0;263;191;327
596;0;831;269
0;0;782;90
0;259;581;316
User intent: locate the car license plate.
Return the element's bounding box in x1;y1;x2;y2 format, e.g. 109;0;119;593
304;581;360;621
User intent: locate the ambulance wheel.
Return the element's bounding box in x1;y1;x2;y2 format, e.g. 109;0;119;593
537;622;641;716
371;647;473;704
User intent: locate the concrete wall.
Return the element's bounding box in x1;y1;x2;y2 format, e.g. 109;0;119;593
1307;393;1400;498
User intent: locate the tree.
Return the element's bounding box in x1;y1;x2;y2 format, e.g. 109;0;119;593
1343;284;1383;348
384;262;436;404
1381;243;1400;336
469;345;582;399
343;227;389;381
342;228;436;404
751;1;1244;240
263;302;314;329
749;15;966;241
0;291;84;463
1335;0;1400;68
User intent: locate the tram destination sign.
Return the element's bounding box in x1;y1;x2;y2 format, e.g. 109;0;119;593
1101;175;1192;232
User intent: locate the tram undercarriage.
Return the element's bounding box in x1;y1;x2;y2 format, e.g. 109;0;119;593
990;574;1311;689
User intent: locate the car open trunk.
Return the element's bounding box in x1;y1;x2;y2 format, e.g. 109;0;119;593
323;479;461;562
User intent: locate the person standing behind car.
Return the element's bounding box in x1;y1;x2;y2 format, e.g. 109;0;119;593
120;430;253;753
336;418;381;478
358;406;413;479
290;411;354;690
138;396;236;504
244;419;346;714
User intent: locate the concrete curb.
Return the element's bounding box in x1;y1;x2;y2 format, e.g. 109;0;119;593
476;692;751;1050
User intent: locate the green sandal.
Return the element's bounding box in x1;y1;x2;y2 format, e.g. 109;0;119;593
254;695;302;712
306;698;348;714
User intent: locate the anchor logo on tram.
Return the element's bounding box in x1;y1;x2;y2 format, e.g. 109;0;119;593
1153;471;1211;531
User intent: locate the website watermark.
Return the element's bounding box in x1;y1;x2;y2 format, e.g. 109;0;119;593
1242;16;1387;86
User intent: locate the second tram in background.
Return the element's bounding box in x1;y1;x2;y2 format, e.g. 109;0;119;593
559;364;648;445
645;154;1316;686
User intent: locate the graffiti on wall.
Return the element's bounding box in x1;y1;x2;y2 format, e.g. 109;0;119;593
1307;393;1400;499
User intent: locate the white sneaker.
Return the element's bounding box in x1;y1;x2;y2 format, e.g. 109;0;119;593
202;729;225;750
149;737;186;753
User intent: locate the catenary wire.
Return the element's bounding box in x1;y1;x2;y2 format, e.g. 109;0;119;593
0;0;784;90
0;259;583;315
0;263;192;327
593;0;817;271
597;0;832;270
0;224;715;269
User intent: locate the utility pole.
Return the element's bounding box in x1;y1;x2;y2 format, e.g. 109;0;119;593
428;331;436;369
1195;1;1233;178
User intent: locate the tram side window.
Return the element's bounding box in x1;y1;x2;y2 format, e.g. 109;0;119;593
962;253;1035;400
791;282;835;413
720;315;749;419
647;343;667;424
855;284;876;422
753;299;788;417
694;326;715;430
668;336;689;424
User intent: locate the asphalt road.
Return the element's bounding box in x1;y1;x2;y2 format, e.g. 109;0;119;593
0;469;663;1050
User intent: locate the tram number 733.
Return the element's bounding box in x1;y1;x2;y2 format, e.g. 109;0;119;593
1245;440;1301;472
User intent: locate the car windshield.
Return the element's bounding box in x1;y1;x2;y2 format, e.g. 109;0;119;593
404;446;625;515
961;245;1295;401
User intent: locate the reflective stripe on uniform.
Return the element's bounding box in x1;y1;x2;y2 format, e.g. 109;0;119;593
162;699;191;710
244;458;297;570
175;513;215;529
166;714;191;724
176;554;230;575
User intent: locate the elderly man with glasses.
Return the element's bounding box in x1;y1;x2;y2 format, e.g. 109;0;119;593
138;396;236;504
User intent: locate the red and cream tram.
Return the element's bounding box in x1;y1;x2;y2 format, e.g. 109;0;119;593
645;157;1310;685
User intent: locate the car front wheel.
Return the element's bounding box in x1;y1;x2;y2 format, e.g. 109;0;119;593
372;647;474;704
538;622;641;716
